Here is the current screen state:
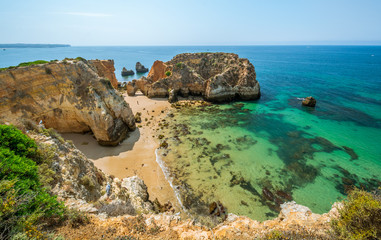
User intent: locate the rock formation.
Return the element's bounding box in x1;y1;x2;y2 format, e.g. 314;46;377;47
302;96;317;107
88;60;118;88
135;62;149;73
0;59;135;146
27;126;153;217
129;53;260;102
121;67;134;76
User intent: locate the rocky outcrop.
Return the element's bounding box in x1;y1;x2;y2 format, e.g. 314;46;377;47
27;126;154;216
302;96;317;107
131;53;260;102
0;59;135;146
147;60;167;82
88;60;118;89
29;127;106;202
121;67;134;76
136;62;149;73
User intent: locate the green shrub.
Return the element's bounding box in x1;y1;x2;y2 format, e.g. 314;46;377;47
0;124;38;159
176;62;184;69
75;57;86;62
17;60;49;67
0;124;64;239
165;71;171;77
331;188;381;239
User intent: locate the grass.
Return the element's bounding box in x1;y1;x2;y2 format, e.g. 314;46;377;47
0;60;49;71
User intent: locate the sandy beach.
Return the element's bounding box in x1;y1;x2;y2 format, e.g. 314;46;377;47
62;91;178;209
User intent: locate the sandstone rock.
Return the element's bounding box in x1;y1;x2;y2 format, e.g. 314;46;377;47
121;176;153;212
88;59;118;89
135;52;260;102
29;128;106;202
126;81;138;96
302;96;317;107
136;62;149;73
121;67;134;76
168;89;178;103
147;60;167;82
0;59;136;146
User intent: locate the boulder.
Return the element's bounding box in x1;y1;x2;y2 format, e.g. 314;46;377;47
302;96;317;107
121;67;134;76
168;89;178;103
136;62;149;73
126;81;138;96
121;176;153;212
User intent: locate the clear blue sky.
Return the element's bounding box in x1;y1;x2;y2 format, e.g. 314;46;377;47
1;0;381;46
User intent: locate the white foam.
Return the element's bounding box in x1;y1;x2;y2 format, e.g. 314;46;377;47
155;148;187;212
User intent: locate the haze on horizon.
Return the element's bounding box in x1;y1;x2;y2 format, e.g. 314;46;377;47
1;0;381;46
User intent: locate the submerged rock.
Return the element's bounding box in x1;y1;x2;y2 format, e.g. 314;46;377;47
135;52;261;102
302;96;317;107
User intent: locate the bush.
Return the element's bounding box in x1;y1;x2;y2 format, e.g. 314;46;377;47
165;71;171;77
176;62;183;69
331;188;381;239
0;125;64;239
0;124;38;159
63;208;89;228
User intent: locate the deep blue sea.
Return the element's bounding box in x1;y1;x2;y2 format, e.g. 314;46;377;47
1;46;381;220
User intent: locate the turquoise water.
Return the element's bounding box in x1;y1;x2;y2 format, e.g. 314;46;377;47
1;46;381;220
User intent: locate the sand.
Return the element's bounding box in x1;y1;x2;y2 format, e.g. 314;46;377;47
62;91;179;209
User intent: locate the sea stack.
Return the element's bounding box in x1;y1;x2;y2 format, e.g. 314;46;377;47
136;62;149;73
121;67;134;76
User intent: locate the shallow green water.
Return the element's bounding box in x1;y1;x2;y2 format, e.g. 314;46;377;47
158;101;381;221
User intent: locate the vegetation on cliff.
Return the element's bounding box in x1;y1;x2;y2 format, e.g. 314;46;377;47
331;188;381;240
0;60;49;71
0;124;64;239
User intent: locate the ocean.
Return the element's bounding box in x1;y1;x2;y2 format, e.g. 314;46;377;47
1;46;380;220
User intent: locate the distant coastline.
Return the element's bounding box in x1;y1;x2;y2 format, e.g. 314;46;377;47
0;43;70;48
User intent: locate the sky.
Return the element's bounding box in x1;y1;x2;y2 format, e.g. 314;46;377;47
1;0;381;46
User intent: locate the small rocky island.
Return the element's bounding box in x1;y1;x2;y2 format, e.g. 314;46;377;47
127;52;261;102
121;67;134;76
136;62;149;73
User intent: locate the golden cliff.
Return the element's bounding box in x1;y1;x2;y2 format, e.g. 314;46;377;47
0;59;135;145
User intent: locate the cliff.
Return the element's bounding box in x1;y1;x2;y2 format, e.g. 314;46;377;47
88;59;119;88
128;52;261;102
0;59;135;146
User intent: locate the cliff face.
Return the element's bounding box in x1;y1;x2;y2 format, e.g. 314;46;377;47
128;53;260;102
88;60;118;89
0;59;135;146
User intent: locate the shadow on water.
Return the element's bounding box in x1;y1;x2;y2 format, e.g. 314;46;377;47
61;128;140;159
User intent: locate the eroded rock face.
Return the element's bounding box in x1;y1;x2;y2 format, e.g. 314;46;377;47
0;59;135;146
88;60;118;89
30;128;106;202
134;52;260;102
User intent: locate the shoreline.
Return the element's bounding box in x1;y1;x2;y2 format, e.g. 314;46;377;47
62;92;179;210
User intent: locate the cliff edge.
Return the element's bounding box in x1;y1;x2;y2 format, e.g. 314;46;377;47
0;59;135;146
